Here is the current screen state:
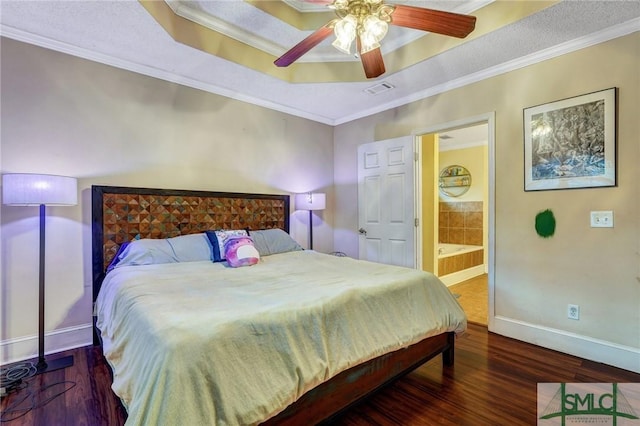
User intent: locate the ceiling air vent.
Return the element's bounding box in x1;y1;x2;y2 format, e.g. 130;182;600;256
364;82;395;95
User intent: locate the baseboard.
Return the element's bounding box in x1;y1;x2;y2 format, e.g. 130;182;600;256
440;265;485;287
491;315;640;374
0;323;93;365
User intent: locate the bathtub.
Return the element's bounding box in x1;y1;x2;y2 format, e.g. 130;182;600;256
437;243;485;286
438;243;482;258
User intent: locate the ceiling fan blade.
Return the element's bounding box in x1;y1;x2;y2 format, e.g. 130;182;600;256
390;5;476;38
357;37;386;79
274;23;334;67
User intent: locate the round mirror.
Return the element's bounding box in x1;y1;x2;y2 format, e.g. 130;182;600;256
439;165;471;197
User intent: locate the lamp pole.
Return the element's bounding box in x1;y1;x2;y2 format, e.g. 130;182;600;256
309;210;314;250
37;204;46;371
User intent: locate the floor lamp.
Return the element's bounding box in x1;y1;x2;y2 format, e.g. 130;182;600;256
295;192;325;250
2;173;78;374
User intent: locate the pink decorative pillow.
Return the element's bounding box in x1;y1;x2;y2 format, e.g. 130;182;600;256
224;236;260;268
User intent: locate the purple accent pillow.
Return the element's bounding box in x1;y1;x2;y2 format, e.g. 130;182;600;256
224;236;260;268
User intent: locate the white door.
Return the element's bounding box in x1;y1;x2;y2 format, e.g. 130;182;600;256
357;136;415;268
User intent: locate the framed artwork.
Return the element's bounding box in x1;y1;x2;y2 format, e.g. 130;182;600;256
524;87;617;191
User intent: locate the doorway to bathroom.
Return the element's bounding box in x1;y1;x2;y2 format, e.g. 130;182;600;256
415;113;495;326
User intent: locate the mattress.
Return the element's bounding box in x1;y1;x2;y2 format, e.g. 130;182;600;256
95;250;467;425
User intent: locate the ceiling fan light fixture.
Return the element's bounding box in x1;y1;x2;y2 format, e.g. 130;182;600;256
332;3;389;56
332;35;355;54
330;0;349;10
275;0;476;79
359;38;380;54
332;14;357;54
359;30;381;54
362;15;388;42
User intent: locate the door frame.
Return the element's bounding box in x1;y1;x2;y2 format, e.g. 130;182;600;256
413;112;496;330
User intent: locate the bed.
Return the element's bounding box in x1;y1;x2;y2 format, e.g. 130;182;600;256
92;185;467;425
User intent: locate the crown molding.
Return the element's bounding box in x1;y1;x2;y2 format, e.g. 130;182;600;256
0;24;336;125
165;0;494;62
334;17;640;125
166;0;286;57
166;0;353;62
281;0;332;13
2;17;637;126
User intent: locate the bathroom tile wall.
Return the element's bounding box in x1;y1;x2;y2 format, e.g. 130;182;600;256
439;201;483;245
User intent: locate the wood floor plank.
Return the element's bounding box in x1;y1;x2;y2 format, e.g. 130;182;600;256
2;324;638;425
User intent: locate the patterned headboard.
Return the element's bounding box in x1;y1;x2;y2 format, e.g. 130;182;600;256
91;185;290;303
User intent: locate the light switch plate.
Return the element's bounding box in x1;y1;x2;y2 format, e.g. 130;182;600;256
590;211;614;228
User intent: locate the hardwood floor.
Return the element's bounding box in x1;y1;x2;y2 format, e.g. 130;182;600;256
2;324;638;425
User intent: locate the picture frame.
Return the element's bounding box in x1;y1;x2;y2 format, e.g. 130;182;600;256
523;87;617;191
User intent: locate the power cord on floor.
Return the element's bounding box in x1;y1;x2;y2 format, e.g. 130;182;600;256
0;362;76;423
1;381;77;422
1;362;36;397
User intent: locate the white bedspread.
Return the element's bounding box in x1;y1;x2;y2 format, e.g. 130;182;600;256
96;251;466;425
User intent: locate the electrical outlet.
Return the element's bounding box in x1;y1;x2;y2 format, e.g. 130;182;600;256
590;211;614;228
568;304;580;320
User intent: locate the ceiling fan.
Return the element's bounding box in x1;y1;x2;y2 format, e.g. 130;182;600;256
274;0;477;79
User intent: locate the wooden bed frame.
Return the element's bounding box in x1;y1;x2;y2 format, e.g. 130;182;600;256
91;185;455;425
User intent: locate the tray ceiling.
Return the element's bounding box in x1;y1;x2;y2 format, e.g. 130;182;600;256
1;1;639;124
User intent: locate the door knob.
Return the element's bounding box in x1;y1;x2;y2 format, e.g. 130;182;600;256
358;228;367;235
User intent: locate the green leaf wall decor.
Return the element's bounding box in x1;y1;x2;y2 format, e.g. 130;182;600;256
535;209;556;238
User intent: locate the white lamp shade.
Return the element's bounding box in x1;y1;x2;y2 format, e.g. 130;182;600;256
295;193;326;211
2;173;78;206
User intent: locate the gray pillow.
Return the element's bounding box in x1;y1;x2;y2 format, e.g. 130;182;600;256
111;238;178;268
249;228;303;256
109;233;213;271
166;233;213;262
